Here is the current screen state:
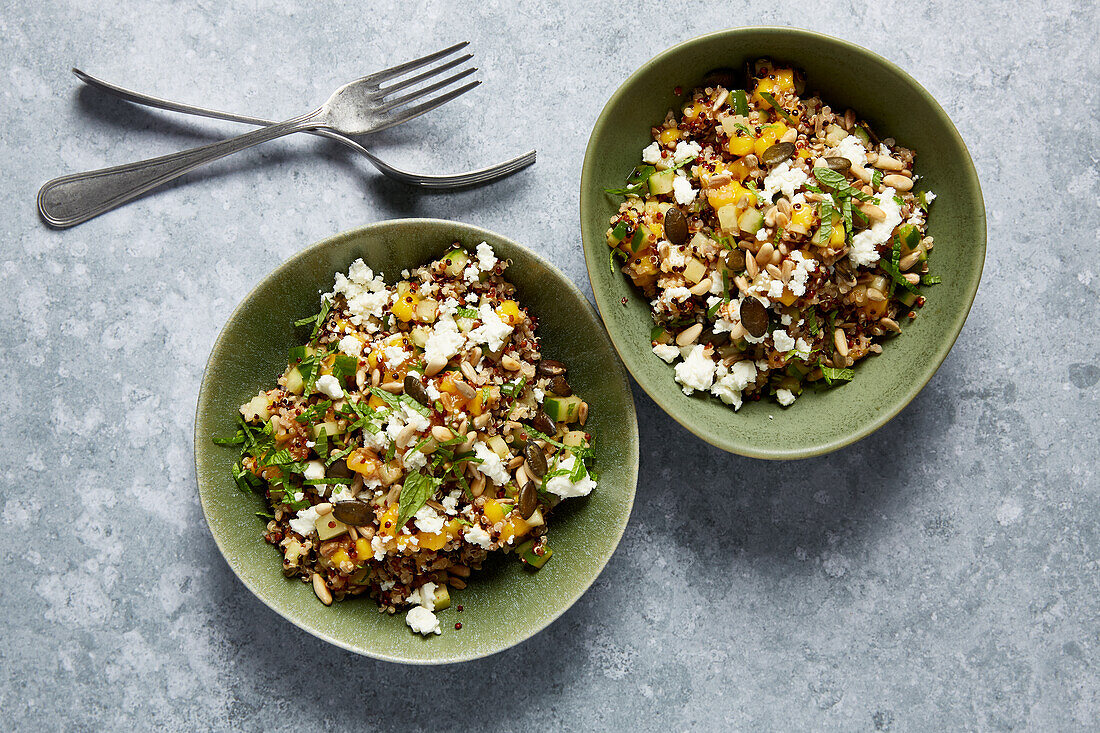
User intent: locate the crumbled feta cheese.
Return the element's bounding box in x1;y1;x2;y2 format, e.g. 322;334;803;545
780;313;793;326
383;344;408;369
826;135;868;167
469;304;513;352
406;605;441;635
473;441;510;485
463;263;480;283
371;535;387;560
666;286;692;303
544;455;597;499
849;187;903;267
756;227;770;241
289;505;321;536
425;382;441;401
794;337;812;357
338;335;363;357
475;242;497;272
402;448;427;471
315;374;344;399
787;250;818;297
380;580;395;591
641;142;662;164
672;175;697;205
674;344;715;395
767;279;785;299
673;140;702;164
533;387;545;403
762;160;808;201
424;315;466;367
401;403;431;432
776;388;797;406
653;343;681;363
330;259;390;329
925;191;936;203
441;491;460;516
772;329;795;352
303;460;325;481
709;359;758;409
413;505;445;534
463;524;492;549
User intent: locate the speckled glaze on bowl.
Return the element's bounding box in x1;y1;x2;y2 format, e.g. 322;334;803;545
194;220;638;664
580;27;985;459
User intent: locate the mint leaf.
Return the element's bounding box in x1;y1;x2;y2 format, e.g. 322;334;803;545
396;471;435;529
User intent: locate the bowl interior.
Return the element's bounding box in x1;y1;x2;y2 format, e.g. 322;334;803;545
194;220;638;663
580;27;986;459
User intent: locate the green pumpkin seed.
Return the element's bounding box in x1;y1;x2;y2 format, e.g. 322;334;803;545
523;442;547;479
536;359;566;377
824;156;851;173
403;374;431;406
761;142;796;167
739;297;769;338
663;207;689;245
331;501;373;527
518;481;538;519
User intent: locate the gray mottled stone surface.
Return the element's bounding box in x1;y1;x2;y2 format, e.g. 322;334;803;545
2;1;1097;730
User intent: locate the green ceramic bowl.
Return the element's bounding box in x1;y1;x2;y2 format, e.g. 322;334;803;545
580;27;985;459
194;220;638;663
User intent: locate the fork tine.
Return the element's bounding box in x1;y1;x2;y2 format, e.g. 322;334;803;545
377;53;473;97
364;41;470;86
376;68;478;114
372;81;481;133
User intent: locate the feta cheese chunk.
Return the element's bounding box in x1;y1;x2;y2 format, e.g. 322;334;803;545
652;343;681;363
544;455;597;499
413;505;445;534
762;160;808;201
673;344;715;395
776;388;797;406
473;441;510;485
315;374;344;399
463;524;492;549
424;315;466;367
469;304;514;352
338;335;363;357
406;605;441;635
849;187;903;267
672;175;697;205
289;505;322;536
303;460;325;481
475;241;498;272
641;141;662;164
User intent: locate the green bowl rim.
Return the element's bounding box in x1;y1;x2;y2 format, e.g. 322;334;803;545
580;26;987;460
193;218;640;663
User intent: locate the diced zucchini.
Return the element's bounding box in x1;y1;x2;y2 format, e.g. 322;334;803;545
315;514;347;540
717;204;740;232
896;223;921;252
409;326;430;348
562;430;588;448
487;434;509;459
515;539;552;570
811;224;832;245
650;326;672;345
442;247;470;276
853;125;871;145
898;291;919;307
432;584;451;611
683;257;707;284
311;421;342;439
544;395;583;423
738;208;764;234
627;225;651;253
824;123;848;146
240;393;271;421
285;365;305;395
608;221;628;246
648;169;675;195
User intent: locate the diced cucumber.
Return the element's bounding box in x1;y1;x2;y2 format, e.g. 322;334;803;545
650;326;672;344
898;291;919;308
738;208;764;234
487;434;509;459
853;126;871;145
515;539;552;570
648;169;675;195
544;395;583;423
442;247;470;276
562;430;588;448
285;365;305;395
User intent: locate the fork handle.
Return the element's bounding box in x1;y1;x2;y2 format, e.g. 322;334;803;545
38;111;320;228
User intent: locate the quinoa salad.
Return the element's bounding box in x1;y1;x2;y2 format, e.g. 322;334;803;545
215;243;597;636
605;59;939;409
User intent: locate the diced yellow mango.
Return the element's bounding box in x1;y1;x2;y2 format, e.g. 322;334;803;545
346;448;381;476
789;205;816;234
659;128;680;145
498;515;532;545
355;537;371;560
330;549;351;569
391;291;419;322
726;134;754;157
753;122;789;158
483;499;507;525
682;101;706;120
496;300;522;325
377;503;400;538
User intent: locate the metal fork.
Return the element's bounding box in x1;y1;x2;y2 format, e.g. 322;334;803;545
38;43;533;228
71;67;536;193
